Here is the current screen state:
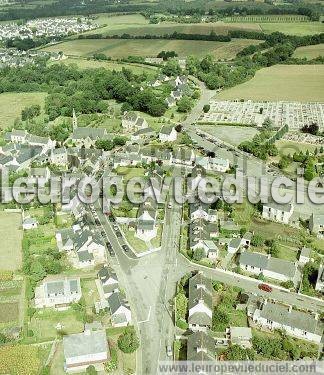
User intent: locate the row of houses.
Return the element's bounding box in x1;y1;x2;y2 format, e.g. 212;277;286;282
96;265;132;327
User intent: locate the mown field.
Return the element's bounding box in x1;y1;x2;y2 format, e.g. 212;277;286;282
259;21;324;36
199;125;259;146
217;65;324;102
293;43;324;59
43;38;262;59
0;212;23;271
0;92;46;130
52;57;158;75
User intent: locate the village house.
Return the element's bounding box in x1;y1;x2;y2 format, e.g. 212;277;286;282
239;251;300;285
165;96;176;108
159;125;178;143
299;247;311;265
188;272;213;332
262;202;294;225
136;198;158;241
188;165;207;192
171;147;195;167
50;147;68;167
22;216;38;230
34;277;82;309
131;127;155;142
28;167;51;185
107;291;132;327
97;265;119;298
122;111;148;131
309;213;324;238
70;128;108;148
187;331;216;362
63;324;109;373
190;203;217;223
252;301;323;344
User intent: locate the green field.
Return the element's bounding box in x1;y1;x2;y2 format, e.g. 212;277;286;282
90;20;262;37
217;65;324;102
43;38;262;59
0;92;46;129
260;21;324;36
0;212;23;271
53;57;157;75
199;125;259;146
276;139;318;155
293;44;324;59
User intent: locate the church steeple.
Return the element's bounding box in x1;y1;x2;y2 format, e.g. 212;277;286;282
72;108;78;130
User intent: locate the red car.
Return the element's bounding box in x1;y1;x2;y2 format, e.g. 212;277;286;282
258;283;272;292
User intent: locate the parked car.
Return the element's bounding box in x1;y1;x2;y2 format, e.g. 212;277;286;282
258;283;272;292
166;345;173;357
122;244;129;253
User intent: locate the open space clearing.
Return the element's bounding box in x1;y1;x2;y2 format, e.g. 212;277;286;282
0;92;46;129
259;21;324;36
0;212;23;271
43;38;262;59
53;57;157;75
199;125;259;146
276;139;318;155
0;302;19;324
217;65;324;102
293;44;324;59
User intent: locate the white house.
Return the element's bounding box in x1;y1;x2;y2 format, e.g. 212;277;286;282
208;157;230;173
34;277;82;309
309;213;324;238
107;291;132;327
299;247;311;265
122;111;148;131
97;265;119;298
159;125;177;143
22;216;38;230
50;147;68;167
63;326;109;373
228;327;252;349
262;202;294;224
188;272;213;332
136;198;157;241
253;301;323;344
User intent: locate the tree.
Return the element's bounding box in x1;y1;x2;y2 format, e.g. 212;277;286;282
117;327;140;353
225;345;254;360
212;306;229;331
21;104;41;121
175;292;188;321
203;104;210;113
161;60;181;76
177;96;193;113
251;234;265;247
96;139;113;151
192;248;205;261
86;365;97;375
268;239;279;257
262;117;273;130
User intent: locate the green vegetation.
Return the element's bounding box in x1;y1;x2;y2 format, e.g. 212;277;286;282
218;65;324;102
117;327;140;354
0;345;41;375
0;212;23;271
0;92;46;129
293;43;324;59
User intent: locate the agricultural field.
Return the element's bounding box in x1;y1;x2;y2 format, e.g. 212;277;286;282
52;57;158;76
0;345;43;375
0;212;23;271
43;38;262;59
0;92;47;130
293;44;324;59
259;21;324;36
100;21;262;36
199;125;259;146
224;15;310;23
217;65;324;102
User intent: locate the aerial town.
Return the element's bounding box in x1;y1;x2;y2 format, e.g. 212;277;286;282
0;0;323;374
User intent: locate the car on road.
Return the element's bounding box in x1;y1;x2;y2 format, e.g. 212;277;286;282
116;231;122;238
122;244;129;253
168;202;173;209
166;345;173;357
258;283;272;292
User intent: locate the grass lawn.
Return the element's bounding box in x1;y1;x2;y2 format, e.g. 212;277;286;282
293;43;324;59
29;309;84;341
0;345;41;375
81;279;99;314
199;125;259;147
0;212;23;271
233;200;257;227
218;65;324;102
277;244;298;261
0;92;47;129
121;225;149;253
0;302;19;324
276;139;318;155
42;38;262;59
116;166;146;182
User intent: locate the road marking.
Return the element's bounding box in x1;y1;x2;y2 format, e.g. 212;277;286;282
138;306;152;324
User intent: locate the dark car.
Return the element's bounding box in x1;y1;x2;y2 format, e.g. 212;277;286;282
258;283;272;292
116;231;122;238
122;244;129;252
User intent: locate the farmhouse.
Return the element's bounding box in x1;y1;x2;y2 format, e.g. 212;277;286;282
34;277;82;309
252;301;323;344
159;125;178;143
239;251;300;284
188;272;213;332
309;213;324;238
122;111;148;131
63;326;109;373
262;202;294;224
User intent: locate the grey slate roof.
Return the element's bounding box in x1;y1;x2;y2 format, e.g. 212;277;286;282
108;291;129;315
259;302;323;335
239;252;268;269
63;330;108;360
187;331;215;362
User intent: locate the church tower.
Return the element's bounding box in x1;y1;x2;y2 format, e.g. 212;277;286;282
72;108;78;130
